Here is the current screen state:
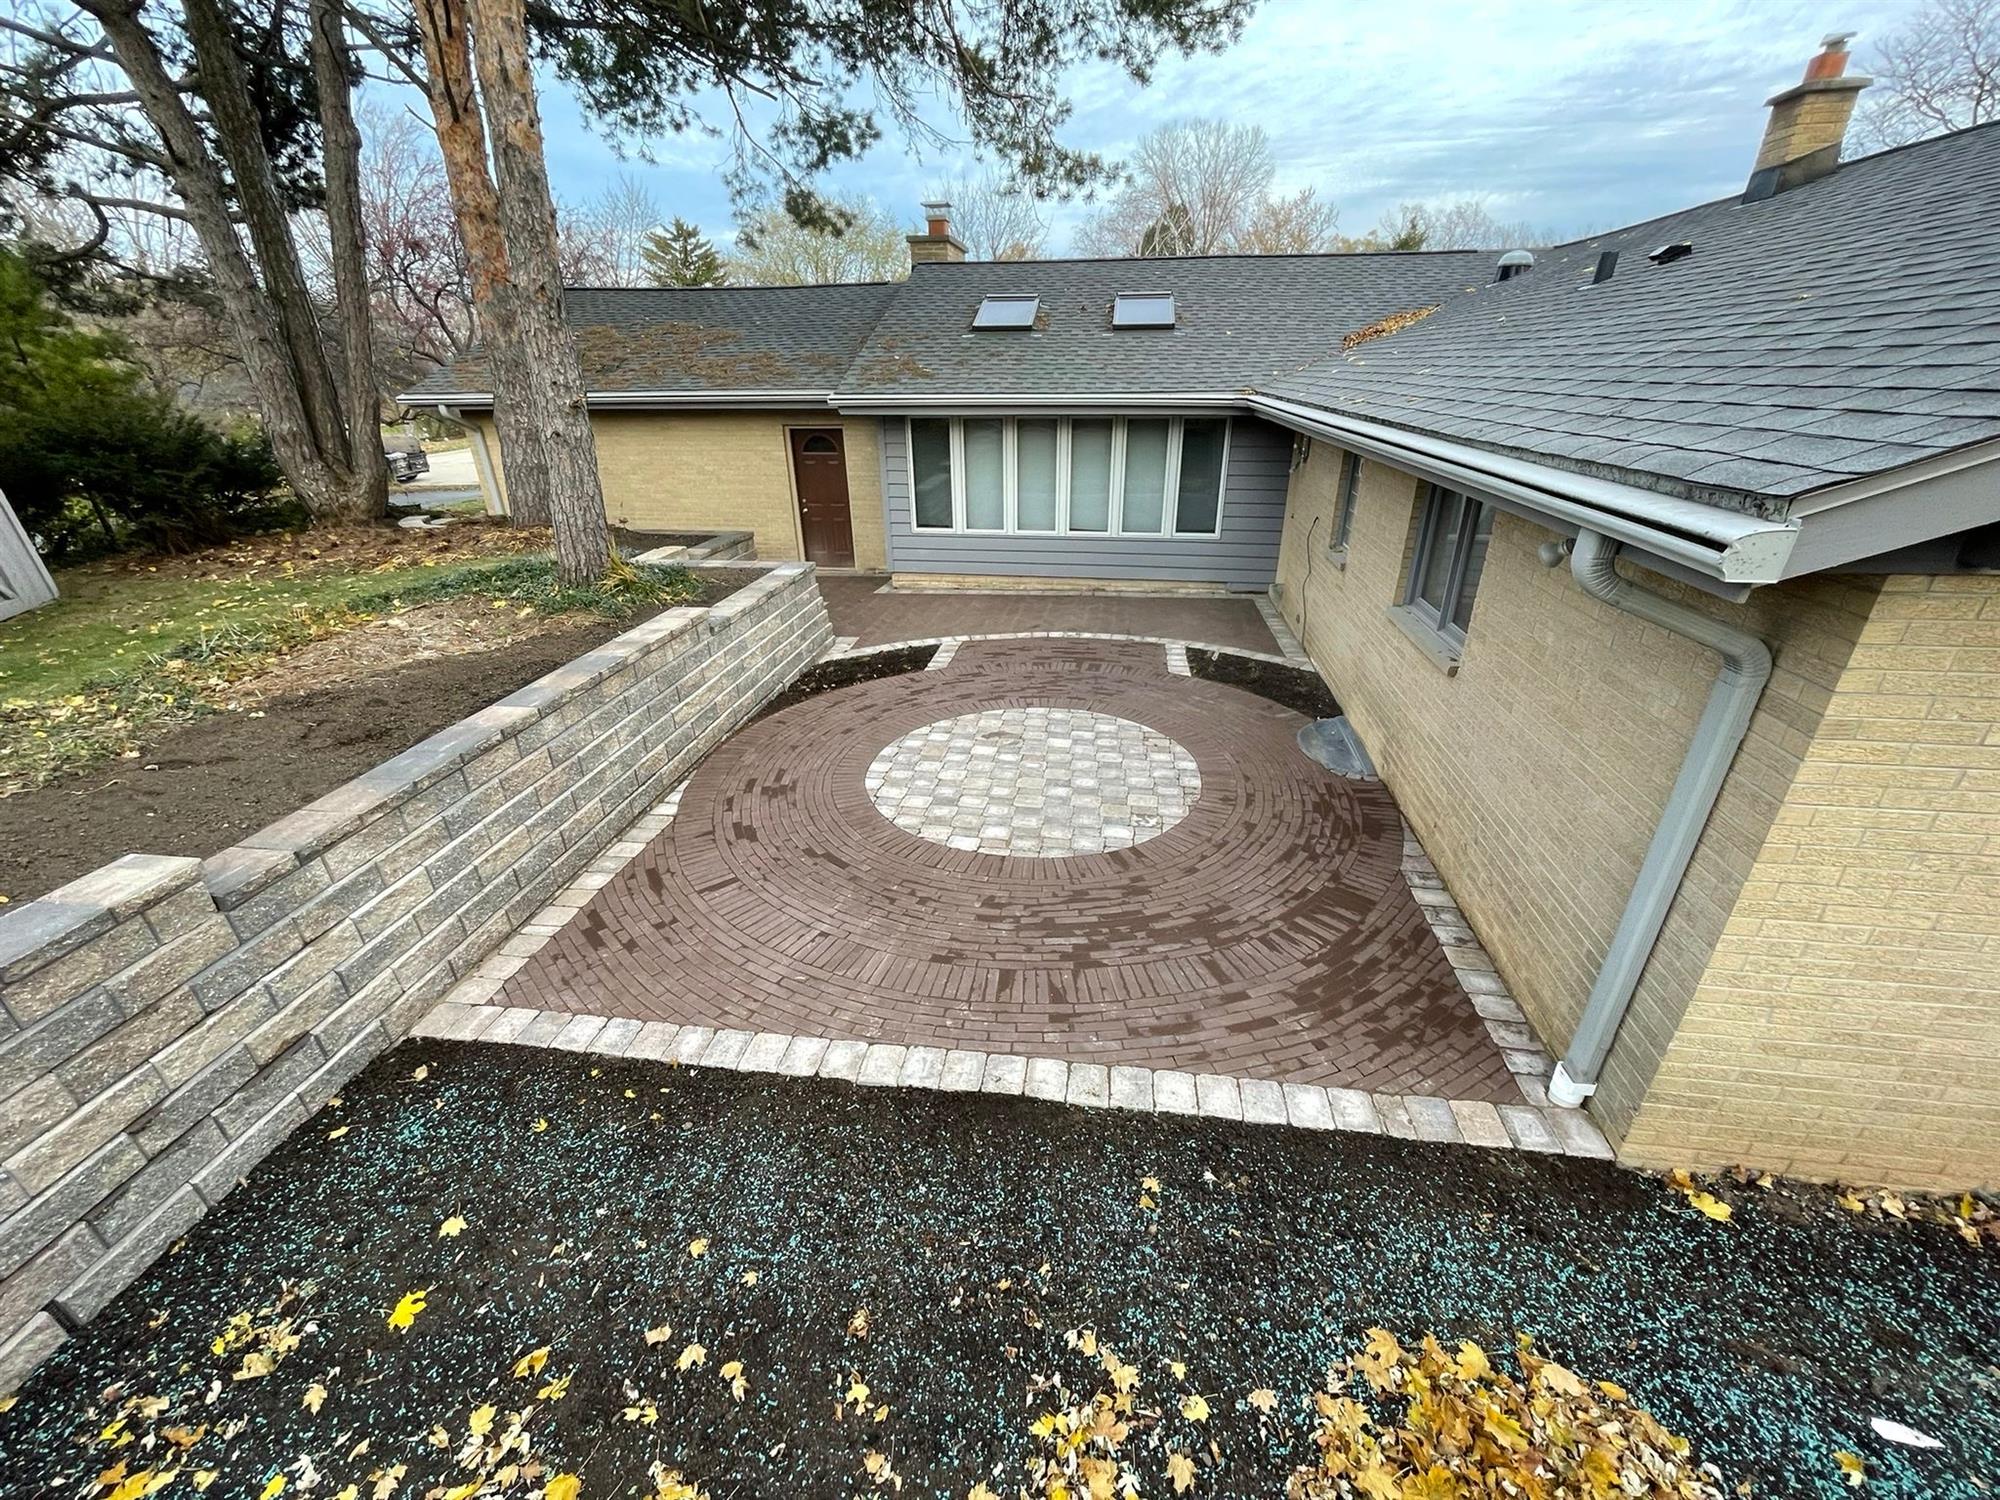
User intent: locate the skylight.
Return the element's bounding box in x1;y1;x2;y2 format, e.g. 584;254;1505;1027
972;294;1039;331
1112;292;1176;328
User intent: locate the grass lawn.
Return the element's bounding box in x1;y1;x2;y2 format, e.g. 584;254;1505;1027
1;1042;1992;1499
0;527;538;705
0;524;699;794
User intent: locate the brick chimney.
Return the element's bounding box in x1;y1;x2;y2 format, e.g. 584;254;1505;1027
1745;33;1872;201
907;200;966;265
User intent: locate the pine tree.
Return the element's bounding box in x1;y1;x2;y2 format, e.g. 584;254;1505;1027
642;220;728;287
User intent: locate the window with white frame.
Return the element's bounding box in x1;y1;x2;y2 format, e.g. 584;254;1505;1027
1400;484;1495;652
907;416;1229;537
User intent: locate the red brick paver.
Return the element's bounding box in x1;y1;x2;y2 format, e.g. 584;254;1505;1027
501;638;1522;1100
818;574;1281;653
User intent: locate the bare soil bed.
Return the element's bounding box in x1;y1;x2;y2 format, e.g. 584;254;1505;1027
0;571;757;904
1187;647;1340;720
0;1042;1991;1498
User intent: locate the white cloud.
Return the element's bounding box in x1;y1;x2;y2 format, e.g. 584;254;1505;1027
521;0;1916;252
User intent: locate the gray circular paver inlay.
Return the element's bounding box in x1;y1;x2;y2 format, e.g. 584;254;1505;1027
864;707;1201;857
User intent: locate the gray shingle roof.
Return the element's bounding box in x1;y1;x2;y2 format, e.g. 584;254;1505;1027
400;283;900;399
837;251;1490;395
1258;123;2000;511
401;124;2000;509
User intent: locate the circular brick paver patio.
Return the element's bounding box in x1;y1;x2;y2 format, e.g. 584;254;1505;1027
502;637;1523;1099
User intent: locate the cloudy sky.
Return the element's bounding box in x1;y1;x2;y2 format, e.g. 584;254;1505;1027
522;0;1920;253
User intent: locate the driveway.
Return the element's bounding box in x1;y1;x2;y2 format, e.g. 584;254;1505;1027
494;635;1527;1101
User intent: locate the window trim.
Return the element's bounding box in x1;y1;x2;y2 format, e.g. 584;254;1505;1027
903;415;1229;540
1396;483;1493;660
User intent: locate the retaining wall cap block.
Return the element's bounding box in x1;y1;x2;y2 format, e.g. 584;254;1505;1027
0;856;204;981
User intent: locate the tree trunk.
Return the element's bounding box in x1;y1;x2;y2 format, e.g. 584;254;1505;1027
307;0;389;523
79;0;348;518
179;0;349;464
465;0;609;582
412;0;550;526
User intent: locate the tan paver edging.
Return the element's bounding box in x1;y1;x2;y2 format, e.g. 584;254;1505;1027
411;999;1611;1160
0;564;832;1393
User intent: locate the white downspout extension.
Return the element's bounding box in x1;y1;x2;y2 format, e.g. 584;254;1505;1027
1545;529;1775;1108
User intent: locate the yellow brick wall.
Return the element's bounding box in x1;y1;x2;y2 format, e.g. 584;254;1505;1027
1619;574;2000;1189
469;410;885;569
1272;440;1879;1145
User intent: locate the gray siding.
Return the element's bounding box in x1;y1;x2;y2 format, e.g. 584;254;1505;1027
878;415;1289;590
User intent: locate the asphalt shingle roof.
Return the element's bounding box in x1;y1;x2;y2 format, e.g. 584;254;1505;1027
836;251;1491;395
1259;123;2000;512
402;124;2000;510
400;283;901;399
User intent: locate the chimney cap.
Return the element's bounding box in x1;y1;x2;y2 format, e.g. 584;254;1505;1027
1820;30;1855;50
921;199;953;216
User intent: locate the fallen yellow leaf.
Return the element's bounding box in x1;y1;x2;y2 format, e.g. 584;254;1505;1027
1180;1393;1211;1422
1834;1451;1866;1488
677;1343;706;1371
545;1474;581;1500
644;1325;672;1346
260;1477;286;1500
1248;1388;1277;1414
1167;1451;1197;1494
513;1346;550;1378
438;1216;467;1239
326;1126;350;1141
687;1237;709;1258
386;1290;428;1331
302;1382;327;1413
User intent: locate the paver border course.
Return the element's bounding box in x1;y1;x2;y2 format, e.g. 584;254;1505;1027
0;561;833;1392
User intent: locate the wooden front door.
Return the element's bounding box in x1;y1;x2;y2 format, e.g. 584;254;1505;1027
789;427;854;567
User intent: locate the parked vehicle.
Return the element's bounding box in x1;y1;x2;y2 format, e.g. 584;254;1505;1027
384;447;430;483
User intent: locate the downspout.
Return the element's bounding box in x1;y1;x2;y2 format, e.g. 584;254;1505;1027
440;404;506;519
1545;530;1775;1107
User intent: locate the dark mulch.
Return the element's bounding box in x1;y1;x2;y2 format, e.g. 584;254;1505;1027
3;1042;1992;1498
0;574;756;905
752;643;937;722
1188;648;1340;720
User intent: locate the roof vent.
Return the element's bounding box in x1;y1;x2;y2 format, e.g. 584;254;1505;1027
1494;249;1534;283
1647;242;1693;266
1111;292;1176;328
971;293;1039;331
1592;250;1619;284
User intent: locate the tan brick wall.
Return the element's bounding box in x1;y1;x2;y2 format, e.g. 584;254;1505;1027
470;411;885;569
1619;574;2000;1189
1272;440;1879;1145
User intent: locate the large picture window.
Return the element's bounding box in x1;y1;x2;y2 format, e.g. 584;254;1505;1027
1401;484;1495;651
906;416;1230;537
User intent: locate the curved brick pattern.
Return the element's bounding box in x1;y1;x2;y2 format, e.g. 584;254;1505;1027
865;707;1199;857
502;638;1522;1099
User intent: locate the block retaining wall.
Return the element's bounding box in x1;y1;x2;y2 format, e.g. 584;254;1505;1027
0;563;832;1390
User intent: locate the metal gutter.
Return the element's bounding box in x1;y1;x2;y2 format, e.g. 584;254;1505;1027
1249;395;1800;584
1546;530;1775;1108
399;389;837;411
830;391;1243;414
